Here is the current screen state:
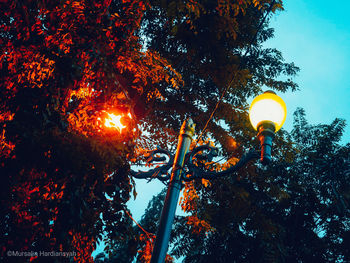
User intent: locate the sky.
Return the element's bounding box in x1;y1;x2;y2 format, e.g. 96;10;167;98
93;0;350;259
265;0;350;142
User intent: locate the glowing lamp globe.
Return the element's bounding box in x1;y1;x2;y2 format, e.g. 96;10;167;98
249;91;287;165
249;91;287;132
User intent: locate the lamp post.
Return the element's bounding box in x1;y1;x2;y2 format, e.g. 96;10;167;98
129;91;286;263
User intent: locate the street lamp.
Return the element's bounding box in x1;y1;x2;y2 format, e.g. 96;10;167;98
249;90;287;164
127;91;286;263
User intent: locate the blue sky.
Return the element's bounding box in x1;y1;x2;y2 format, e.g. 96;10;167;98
266;0;350;142
93;0;350;258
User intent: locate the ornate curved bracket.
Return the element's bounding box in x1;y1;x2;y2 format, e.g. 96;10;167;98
130;144;259;182
130;148;175;181
183;146;260;181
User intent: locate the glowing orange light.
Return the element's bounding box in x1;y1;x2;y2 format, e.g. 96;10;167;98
104;113;126;132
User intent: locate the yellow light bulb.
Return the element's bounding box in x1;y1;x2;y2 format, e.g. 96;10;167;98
249;91;287;131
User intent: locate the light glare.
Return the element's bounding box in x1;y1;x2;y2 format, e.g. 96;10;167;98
105;113;126;132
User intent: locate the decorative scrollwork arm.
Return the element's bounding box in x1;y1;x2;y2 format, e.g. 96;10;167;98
130;148;175;181
183;146;260;181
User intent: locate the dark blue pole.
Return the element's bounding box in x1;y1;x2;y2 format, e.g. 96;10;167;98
150;119;195;263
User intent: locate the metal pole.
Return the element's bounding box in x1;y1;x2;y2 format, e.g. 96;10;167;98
150;118;195;263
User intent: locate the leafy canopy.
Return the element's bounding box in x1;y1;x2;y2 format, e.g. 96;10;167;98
0;0;306;262
1;0;180;262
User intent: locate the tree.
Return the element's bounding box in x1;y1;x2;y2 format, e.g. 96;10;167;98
0;0;301;262
168;108;349;262
130;0;300;261
110;189;171;263
95;189;174;263
110;107;349;262
135;0;298;155
0;1;180;262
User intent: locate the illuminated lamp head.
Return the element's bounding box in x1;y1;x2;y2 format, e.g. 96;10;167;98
249;91;287;164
